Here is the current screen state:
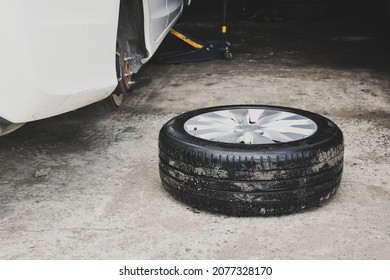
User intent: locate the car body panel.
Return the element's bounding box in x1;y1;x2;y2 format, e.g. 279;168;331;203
142;0;183;63
0;0;120;123
168;0;184;23
0;0;184;125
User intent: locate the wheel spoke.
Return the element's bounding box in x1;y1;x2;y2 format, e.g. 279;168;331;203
262;124;315;135
256;111;295;126
263;130;295;142
185;122;232;131
229;109;249;124
266;118;314;126
187;113;237;128
252;133;274;144
187;127;235;139
217;131;245;143
248;109;265;123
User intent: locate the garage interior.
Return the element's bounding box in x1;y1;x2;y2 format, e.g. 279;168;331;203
0;0;389;259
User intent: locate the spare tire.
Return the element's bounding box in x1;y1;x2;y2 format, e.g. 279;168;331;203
159;105;344;216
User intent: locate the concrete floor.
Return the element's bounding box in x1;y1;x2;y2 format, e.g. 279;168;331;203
1;16;390;259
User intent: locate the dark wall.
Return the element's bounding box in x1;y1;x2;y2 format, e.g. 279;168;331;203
188;0;389;21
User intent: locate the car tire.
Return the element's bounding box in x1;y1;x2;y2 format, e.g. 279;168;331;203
159;105;344;216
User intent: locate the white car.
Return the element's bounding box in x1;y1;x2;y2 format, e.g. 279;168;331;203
0;0;190;135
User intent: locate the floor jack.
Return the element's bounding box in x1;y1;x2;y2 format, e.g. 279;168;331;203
159;0;233;64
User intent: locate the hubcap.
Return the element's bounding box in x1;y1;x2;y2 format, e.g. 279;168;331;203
184;108;317;144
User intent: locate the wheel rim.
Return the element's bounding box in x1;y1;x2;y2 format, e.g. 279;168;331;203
184;108;318;144
110;93;124;107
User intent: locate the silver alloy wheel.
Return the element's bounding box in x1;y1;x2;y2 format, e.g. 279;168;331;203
184;108;317;144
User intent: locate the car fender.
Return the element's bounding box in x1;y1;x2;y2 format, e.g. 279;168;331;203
0;0;120;123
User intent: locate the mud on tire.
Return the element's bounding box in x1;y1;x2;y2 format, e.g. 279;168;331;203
159;105;344;216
